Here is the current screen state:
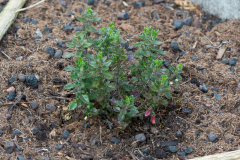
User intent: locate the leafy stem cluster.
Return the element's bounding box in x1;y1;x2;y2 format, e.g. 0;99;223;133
64;7;182;128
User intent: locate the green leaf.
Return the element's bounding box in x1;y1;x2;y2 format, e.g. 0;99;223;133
176;74;182;80
82;43;92;48
89;93;97;100
71;38;78;43
118;109;127;121
62;53;74;58
143;50;151;57
77;17;86;22
102;61;111;67
158;49;166;55
108;83;116;91
80;94;89;104
133;42;144;47
150;82;158;92
104;72;113;79
151;40;163;45
92;80;100;88
164;92;171;99
66;42;75;48
93;17;101;21
159;99;168;106
64;83;75;89
69;101;77;110
64;65;75;71
174;80;179;87
131;77;138;82
89;61;99;68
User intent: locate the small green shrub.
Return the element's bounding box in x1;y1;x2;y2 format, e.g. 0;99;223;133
64;7;182;128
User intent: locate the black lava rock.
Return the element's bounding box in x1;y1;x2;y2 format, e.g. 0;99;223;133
86;0;95;5
220;60;229;65
56;41;63;47
46;47;55;56
84;123;90;128
190;55;198;61
179;51;186;56
30;102;38;110
7;91;16;101
201;85;208;93
14;129;21;135
31;19;37;25
52;20;59;23
190;78;200;87
182;108;191;114
62;23;73;32
214;94;223;99
173;19;182;30
184;148;194;154
163;60;171;69
21;17;32;23
68;11;74;16
43;27;52;33
154;149;167;159
134;1;142;8
211;87;218;92
182;17;192;26
9;75;17;83
17;155;26;160
117;12;129;20
176;130;182;138
229;58;238;66
109;137;120;144
122;42;129;49
171;41;179;52
208;134;219;142
32;128;39;135
62;130;69;138
26;75;38;88
106;1;111;6
56;144;64;150
5;142;16;154
135;133;146;142
178;151;186;156
74;26;82;31
168;146;178;153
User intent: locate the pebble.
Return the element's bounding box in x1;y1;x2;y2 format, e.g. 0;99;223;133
41;158;49;160
153;11;160;20
68;11;74;16
43;27;52;33
176;130;182;138
78;143;87;150
54;50;63;59
134;1;142;8
56;144;64;150
30;102;38;110
214;94;223;99
73;26;81;31
56;41;63;47
14;129;21;135
47;33;53;38
178;151;186;156
84;123;90;128
220;60;229;65
182;108;191;114
135;133;146;142
7;91;16;101
211;87;218;92
32;128;39;135
106;1;111;6
200;85;208;93
179;51;186;56
26;75;38;88
154;0;164;4
0;130;3;136
190;78;200;87
29;56;37;61
18;74;26;82
110;137;120;144
141;147;151;156
46;47;55;56
154;149;167;159
184;148;194;154
9;75;17;83
182;17;192;26
62;130;70;138
192;18;202;28
86;0;95;5
21;17;32;23
171;41;179;52
168;146;178;153
208;133;219;142
46;104;57;112
173;19;182;30
59;0;66;6
17;155;26;160
5;142;16;154
117;12;130;20
122;43;129;49
16;56;23;61
127;54;134;61
52;20;59;23
6;86;15;93
63;23;73;32
31;19;37;25
190;55;198;61
6;114;12;120
229;58;238;66
163;60;171;69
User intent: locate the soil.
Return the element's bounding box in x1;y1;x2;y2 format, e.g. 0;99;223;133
0;0;240;159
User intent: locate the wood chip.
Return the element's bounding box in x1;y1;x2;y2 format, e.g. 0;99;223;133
216;47;226;60
123;1;128;7
214;31;221;36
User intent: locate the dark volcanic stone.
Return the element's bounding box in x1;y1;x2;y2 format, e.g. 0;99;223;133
32;128;39;135
17;155;27;160
179;51;186;56
176;130;182;138
229;58;238;66
56;41;63;47
46;104;56;112
62;130;69;138
201;85;208;93
182;17;192;26
56;144;64;150
184;148;194;154
86;0;95;5
30;102;38;110
163;60;171;69
117;12;130;20
208;134;219;142
182;108;191;114
43;27;52;33
173;19;182;30
106;1;111;6
154;149;166;159
135;133;146;142
168;146;178;153
109;137;120;144
14;129;21;135
7;91;15;101
171;41;179;52
26;75;38;88
46;47;55;55
134;1;142;8
190;78;200;87
160;140;179;147
5;142;16;154
31;19;37;25
9;75;17;83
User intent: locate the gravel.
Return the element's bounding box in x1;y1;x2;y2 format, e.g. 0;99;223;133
9;75;17;83
56;41;63;47
182;17;192;26
46;104;57;112
32;128;39;135
200;85;208;93
86;0;95;5
54;50;63;59
56;144;64;150
31;19;37;25
46;47;55;56
43;27;52;33
208;133;219;142
7;91;16;101
17;155;27;160
109;137;120;144
26;75;38;88
171;41;179;52
182;108;192;114
30;102;38;110
14;129;21;135
17;74;26;82
168;146;178;153
184;148;194;154
135;133;146;142
229;58;238;66
214;93;223;99
173;19;182;30
134;1;142;8
178;151;186;156
62;130;70;138
175;130;182;138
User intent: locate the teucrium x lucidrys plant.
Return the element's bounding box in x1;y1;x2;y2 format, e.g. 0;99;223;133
64;7;182;128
